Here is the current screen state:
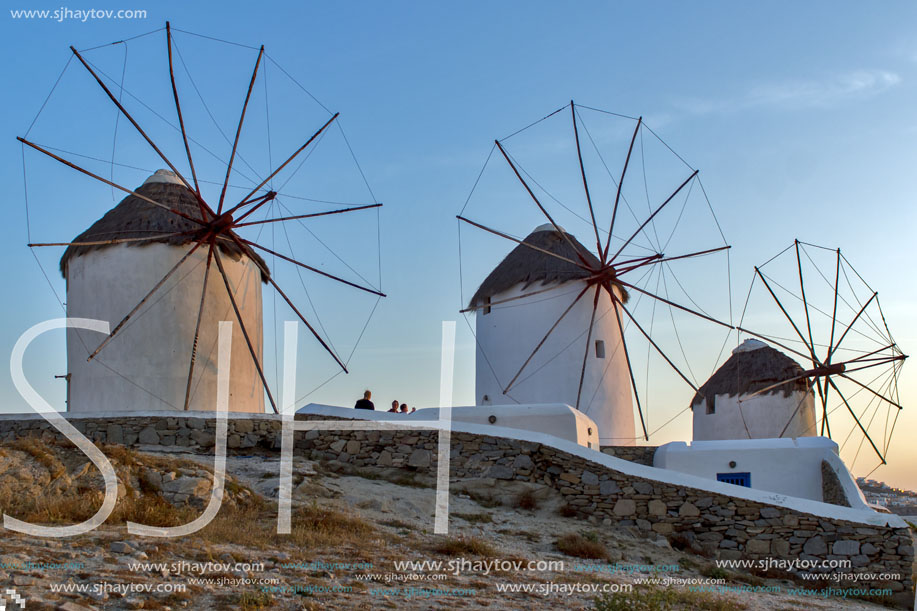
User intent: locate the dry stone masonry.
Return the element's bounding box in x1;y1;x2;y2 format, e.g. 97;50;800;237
0;413;912;600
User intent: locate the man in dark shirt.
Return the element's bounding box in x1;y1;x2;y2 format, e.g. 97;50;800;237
354;390;375;411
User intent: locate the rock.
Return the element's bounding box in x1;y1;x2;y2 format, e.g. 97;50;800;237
138;426;159;445
581;470;599;485
651;522;673;534
346;440;361;455
407;449;432;468
235;420;254;434
486;465;513;480
559;472;580;484
832;540;859;556
759;507;781;519
648;499;666;516
191;430;214;446
599;480;621;495
329;440;347;453
513;455;534;470
110;541;133;554
746;539;770;554
678;502;699;517
163;477;210;498
58;603;98;611
106;424;124;445
773;539;790;557
860;542;878;555
803;536;827;555
850;554;870;567
376;451;393;467
633;481;653;495
635;519;651;531
140;468;162;492
613;499;636;516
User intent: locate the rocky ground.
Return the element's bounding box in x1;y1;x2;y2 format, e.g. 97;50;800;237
0;437;912;610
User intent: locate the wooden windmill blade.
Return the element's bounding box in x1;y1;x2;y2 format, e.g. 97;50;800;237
458;102;735;445
20;22;384;415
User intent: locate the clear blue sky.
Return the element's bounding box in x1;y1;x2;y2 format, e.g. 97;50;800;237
2;1;915;488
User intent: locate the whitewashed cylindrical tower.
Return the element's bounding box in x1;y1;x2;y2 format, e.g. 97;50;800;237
692;339;817;440
471;225;636;446
62;170;266;413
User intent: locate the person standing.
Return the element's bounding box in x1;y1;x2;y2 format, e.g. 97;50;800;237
354;390;375;411
388;400;399;413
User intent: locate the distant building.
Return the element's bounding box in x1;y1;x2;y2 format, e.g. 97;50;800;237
691;339;816;440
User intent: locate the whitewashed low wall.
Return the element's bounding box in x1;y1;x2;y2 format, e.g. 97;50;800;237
654;437;869;510
298;403;601;449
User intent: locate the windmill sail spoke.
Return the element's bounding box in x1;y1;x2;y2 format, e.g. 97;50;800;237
503;285;590;394
818;377;831;437
240;238;385;297
575;288;601;410
609;169;699;264
615;293;698;392
232;112;340;212
17;137;206;226
570;101;603;256
222;232;348;373
603;117;642;261
735;327;818;363
166;21;203;207
460;283;570;313
183;240;215;411
617;279;733;331
837;372;904;409
826;377;885;464
828;291;878;360
29;231;197;248
70;46;199;201
88;235;210;362
754;267;817;360
213;248;278;414
605;284;648;441
456;216;588;269
494;140;593;268
827;247;841;363
218;45;265;214
235;203;382;227
231;192;277;225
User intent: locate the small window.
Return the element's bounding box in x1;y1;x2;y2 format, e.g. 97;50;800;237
483;296;491;315
717;472;751;487
706;394;715;415
594;340;605;358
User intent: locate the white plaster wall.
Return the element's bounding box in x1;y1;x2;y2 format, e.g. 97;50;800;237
693;390;816;441
299;403;601;448
66;243;264;413
654;437;870;510
474;281;635;445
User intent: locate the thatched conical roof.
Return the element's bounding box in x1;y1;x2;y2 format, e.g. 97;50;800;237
469;224;626;308
60;170;268;280
691;339;810;409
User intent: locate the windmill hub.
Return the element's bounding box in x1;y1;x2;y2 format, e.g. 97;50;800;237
210;212;235;232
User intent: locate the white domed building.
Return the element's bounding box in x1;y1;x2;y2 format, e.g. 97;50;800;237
469;224;636;446
62;170;267;413
691;338;817;440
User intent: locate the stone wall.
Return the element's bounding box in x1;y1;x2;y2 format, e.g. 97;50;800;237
1;413;913;601
600;445;657;466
